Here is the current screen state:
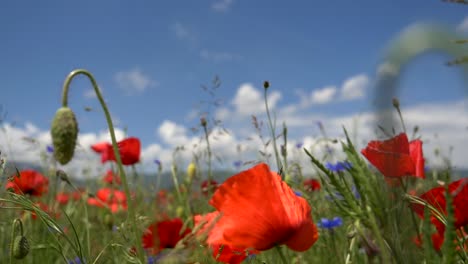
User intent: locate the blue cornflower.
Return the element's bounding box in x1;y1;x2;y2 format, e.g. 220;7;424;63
68;257;82;264
319;217;343;229
46;145;54;153
154;160;161;166
325;161;352;173
295;142;303;149
233;160;242;169
294;190;302;197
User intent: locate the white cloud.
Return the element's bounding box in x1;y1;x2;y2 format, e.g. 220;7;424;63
231;83;281;116
340;74;369;100
457;16;468;32
114;68;157;95
84;86;104;99
158;120;190;146
212;0;234;12
2;98;468;181
310;86;337;104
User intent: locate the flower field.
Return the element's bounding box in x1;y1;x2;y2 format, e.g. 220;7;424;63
1;4;468;264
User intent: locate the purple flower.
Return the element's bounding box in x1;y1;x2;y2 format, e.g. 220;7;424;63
154;160;161;166
233;160;242;169
68;257;82;264
295;142;303;149
325;161;352;173
46;145;54;153
319;217;343;229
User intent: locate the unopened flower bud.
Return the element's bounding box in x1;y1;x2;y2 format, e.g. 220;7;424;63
12;235;29;259
392;97;400;109
50;107;78;165
200;117;207;127
176;206;184;217
263;81;270;89
187;162;197;181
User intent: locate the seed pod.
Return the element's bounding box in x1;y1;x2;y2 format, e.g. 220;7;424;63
50;107;78;165
12;235;29;259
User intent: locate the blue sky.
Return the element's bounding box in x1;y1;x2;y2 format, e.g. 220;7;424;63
0;0;467;174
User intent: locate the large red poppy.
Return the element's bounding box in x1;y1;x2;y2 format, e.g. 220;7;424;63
91;137;141;165
361;133;425;178
194;213;258;264
203;163;318;252
411;178;468;250
87;188;127;213
6;169;49;196
142;218;192;255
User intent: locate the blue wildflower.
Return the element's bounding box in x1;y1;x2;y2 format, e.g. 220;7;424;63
325;161;352;173
154;160;161;166
294;190;302;197
295;142;303;149
319;217;343;229
68;257;82;264
233;160;242;169
46;145;54;153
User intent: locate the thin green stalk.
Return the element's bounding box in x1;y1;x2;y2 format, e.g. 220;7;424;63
201;119;213;182
263;83;282;174
60;69;144;262
275;246;288;264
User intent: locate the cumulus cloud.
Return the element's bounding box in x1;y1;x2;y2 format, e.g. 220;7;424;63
310;86;337;104
457;16;468;32
114;68;157;95
2;98;467;180
231;83;281;116
211;0;234;12
340;74;369;100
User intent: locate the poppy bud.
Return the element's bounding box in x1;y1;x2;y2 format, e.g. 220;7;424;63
200;117;207;127
50;107;78;165
12;235;29;259
263;81;270;89
176;206;184;217
104;214;114;230
392;97;400;109
187;162;197;182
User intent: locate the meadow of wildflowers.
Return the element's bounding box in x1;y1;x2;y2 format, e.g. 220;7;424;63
1;6;468;264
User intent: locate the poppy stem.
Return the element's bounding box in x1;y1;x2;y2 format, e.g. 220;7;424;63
60;69;144;262
263;82;282;175
9;218;24;264
275;246;288;264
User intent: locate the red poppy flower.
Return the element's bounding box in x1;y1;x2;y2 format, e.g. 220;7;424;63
142;218;192;255
102;170;121;185
56;192;70;205
204;163;318;252
194;213;258;264
91;137;141;165
87;188;127;213
304;178;321;191
411;178;468;250
361;133;425;178
201;179;219;196
6;169;49;196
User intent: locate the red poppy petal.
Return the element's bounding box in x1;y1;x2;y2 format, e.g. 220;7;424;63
208;163;318;251
118;137;141;165
409;139;425;178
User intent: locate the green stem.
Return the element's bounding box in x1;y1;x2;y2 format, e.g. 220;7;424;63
264;87;282;174
60;69;144;262
202;123;213;182
275;246;288;264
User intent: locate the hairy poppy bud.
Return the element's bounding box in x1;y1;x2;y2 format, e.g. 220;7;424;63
187;162;197;181
104;214;114;230
12;235;29;259
50;107;78;165
263;81;270;89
